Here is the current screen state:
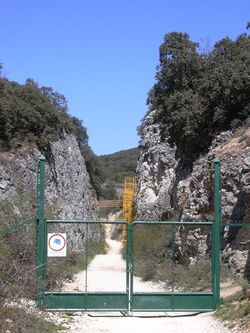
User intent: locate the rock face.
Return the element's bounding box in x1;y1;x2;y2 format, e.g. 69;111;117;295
136;110;250;278
0;134;98;220
136;110;177;221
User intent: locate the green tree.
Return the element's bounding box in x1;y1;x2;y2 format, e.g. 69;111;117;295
146;31;250;157
0;72;88;150
147;32;203;109
147;32;204;155
199;35;250;130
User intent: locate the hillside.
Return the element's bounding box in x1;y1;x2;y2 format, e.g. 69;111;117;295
97;147;139;199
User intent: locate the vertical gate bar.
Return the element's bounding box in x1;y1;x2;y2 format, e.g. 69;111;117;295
44;218;48;286
214;158;221;308
171;224;175;293
128;223;133;313
36;154;46;308
171;223;175;310
85;222;89;310
125;223;129;313
125;224;130;311
212;219;215;309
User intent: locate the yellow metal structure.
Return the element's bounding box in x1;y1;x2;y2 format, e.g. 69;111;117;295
97;177;137;230
121;177;136;223
120;177;136;243
97;200;122;209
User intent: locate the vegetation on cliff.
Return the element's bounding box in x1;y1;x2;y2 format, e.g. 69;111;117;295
145;26;250;156
0;67;138;200
0;67;87;150
0;67;104;197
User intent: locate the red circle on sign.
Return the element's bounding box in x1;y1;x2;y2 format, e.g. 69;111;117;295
48;233;66;251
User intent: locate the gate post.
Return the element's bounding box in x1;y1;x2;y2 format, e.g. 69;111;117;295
36;155;46;307
214;157;221;308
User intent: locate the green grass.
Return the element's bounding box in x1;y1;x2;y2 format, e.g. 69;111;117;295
0;306;64;333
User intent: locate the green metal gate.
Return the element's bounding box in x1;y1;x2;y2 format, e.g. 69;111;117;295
36;156;221;312
130;221;217;311
43;220;129;311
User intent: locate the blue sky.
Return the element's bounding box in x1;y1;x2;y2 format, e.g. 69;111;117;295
0;0;249;155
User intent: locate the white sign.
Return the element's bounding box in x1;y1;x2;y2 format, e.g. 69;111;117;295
47;233;67;257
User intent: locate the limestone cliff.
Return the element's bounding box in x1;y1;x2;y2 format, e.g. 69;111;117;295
0;134;98;220
135;110;177;221
136;110;250;278
136;111;249;223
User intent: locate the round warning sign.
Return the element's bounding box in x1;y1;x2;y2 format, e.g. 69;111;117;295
47;233;67;257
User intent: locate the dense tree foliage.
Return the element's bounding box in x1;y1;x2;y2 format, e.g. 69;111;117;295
147;29;250;156
98;148;138;183
0;71;88;150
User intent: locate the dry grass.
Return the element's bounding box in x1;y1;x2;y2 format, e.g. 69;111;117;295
215;284;250;332
214;127;250;157
0;305;64;333
133;224;212;291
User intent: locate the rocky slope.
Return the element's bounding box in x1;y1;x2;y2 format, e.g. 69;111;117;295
0;134;98;220
135;110;250;278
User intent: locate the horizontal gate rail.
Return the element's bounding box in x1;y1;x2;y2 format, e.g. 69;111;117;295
46;220;127;223
131;293;214;312
43;292;128;311
132;221;214;225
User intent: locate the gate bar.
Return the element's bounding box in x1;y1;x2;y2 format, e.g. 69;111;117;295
214;157;221;308
36;154;46;307
132;221;213;225
46;220;128;224
127;223;133;313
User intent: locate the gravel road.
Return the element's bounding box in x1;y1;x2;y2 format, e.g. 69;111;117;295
64;311;231;333
62;224;166;293
62;225;231;333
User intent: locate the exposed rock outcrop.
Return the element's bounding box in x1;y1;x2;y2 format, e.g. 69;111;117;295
136;110;250;278
0;134;98;220
136;110;177;221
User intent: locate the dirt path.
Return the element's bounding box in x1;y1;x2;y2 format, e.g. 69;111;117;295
220;280;242;299
63;311;230;333
62;224;165;293
62;224;231;333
